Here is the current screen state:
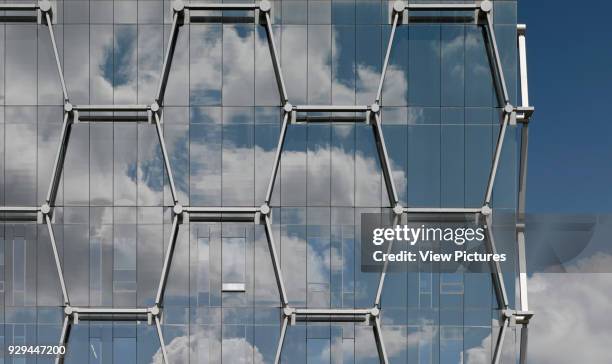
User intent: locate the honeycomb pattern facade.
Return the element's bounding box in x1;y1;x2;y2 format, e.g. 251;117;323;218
0;1;534;363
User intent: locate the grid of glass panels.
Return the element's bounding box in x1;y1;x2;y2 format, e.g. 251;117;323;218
0;0;523;363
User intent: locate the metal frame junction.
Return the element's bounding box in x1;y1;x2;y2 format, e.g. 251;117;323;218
0;0;534;363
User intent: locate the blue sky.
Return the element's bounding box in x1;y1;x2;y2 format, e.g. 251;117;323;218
519;1;612;213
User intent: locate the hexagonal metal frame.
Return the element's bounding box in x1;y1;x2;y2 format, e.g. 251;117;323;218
0;1;535;363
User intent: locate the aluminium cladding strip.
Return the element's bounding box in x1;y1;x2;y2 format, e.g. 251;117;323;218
0;1;535;364
516;23;535;364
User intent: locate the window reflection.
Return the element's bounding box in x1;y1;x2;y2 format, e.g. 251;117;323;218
190;24;222;106
0;0;520;360
138;25;163;104
283;26;307;104
6;121;37;205
6;25;36;105
114;218;137;306
223;25;254;106
332;26;356;104
222;108;254;206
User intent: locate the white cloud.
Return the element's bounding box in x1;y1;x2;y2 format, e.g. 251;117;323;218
466;253;612;364
189;134;406;207
151;325;266;364
318;323;436;363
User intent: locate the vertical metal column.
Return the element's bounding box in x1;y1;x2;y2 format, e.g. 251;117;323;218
517;23;533;364
518;25;530;110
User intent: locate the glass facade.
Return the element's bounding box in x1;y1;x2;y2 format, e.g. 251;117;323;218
0;0;533;363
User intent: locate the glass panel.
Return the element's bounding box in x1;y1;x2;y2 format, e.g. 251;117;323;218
255;25;280;106
190;119;222;205
441;25;465;107
355;125;382;207
90;124;113;205
114;218;137;306
356;25;380;104
64;124;90;205
465;25;494;107
163;117;189;204
0;27;4;103
308;26;332;104
281;124;307;206
383;109;408;205
164;22;189;106
441;125;465;207
90;207;113;307
309;1;331;25
65;220;90;306
137;122;164;206
222;236;246;285
409;25;441;107
38;23;62;105
114;1;137;25
190;24;222;106
408;125;441;207
193;227;210;307
282;208;307;305
90;25;114;104
114;124;138;205
331;124;355;207
65;24;90;104
114;25;138;104
307;208;331;307
5;119;37;205
382;25;408;106
222;25;254;106
137;223;163;306
282;26;307;104
331;26;355;104
37;225;61;306
222;108;254;206
255;107;279;203
138;25;163;104
6;25;36;105
465;125;492;206
307;125;331;206
283;1;307;25
332;0;355;25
